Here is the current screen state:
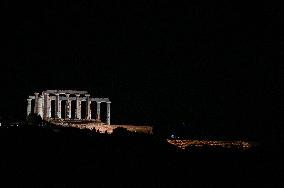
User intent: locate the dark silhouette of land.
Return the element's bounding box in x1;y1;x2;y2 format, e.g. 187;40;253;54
0;118;279;187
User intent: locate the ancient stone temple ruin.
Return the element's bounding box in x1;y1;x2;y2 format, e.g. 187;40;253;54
27;90;111;125
27;90;153;134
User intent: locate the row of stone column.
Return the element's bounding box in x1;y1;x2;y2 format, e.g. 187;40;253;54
27;93;111;125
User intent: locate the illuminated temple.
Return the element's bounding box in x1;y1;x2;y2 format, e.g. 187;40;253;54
26;90;153;134
27;90;111;124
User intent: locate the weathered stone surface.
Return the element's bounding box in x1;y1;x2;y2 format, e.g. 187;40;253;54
76;94;81;119
43;93;49;119
55;93;60;118
107;102;111;125
34;93;39;114
27;90;111;124
58;100;62;118
85;94;91;120
96;102;101;121
38;96;43;118
33;96;110;102
45;90;88;94
48;97;51;118
66;94;71;119
27;99;32;116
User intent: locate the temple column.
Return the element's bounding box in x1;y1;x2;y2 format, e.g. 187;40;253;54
48;96;51;118
38;95;43;118
76;94;81;119
66;94;71;119
27;98;32;116
106;101;111;125
85;94;91;119
96;102;101;121
43;93;49;120
58;99;62;118
55;93;60;118
34;92;39;114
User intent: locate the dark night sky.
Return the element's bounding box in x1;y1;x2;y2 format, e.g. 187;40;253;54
1;1;279;141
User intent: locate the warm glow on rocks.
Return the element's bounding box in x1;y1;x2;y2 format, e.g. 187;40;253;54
52;120;153;134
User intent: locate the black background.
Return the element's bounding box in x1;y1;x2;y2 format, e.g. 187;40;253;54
1;1;280;142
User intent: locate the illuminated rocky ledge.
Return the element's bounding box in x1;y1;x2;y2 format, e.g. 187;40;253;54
167;139;258;150
50;120;153;135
